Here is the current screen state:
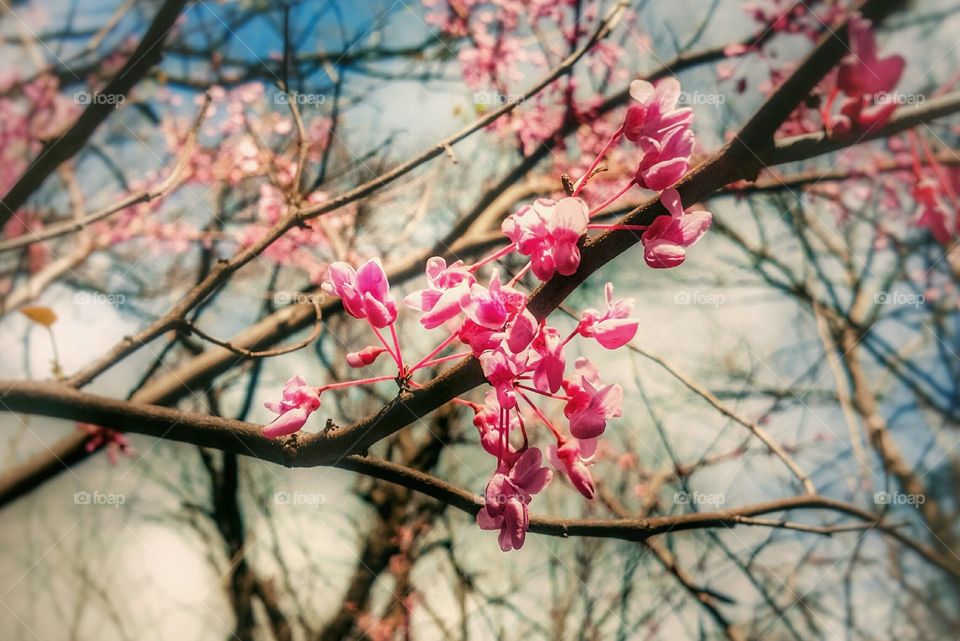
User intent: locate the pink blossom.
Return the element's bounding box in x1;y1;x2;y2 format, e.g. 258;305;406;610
457;320;503;355
562;358;623;440
914;178;953;245
502;200;550;253
641;189;712;269
506;308;538;353
578;283;640;349
549;438;597;500
623;78;693;142
832;95;898;136
77;423;134;465
502;197;588;281
477;448;552;551
461;271;525;330
322;258;398;328
473;391;521;466
826;15;905;134
549;198;590;275
530;326;566;393
634;125;695;190
621;77;696;190
479;344;529;409
262;375;321;438
404;257;476;329
836;16;905;97
346;345;390;368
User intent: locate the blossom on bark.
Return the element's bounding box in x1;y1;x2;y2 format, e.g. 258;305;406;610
346;345;390;368
473;391;522;466
831;15;905;134
477;447;552;551
624;78;693;142
563;358;623;440
549;437;598;500
641;189;712;268
634;125;695;190
624;78;696;190
403;257;476;329
461;270;525;330
577;283;640;349
77;423;134;465
480;344;530;410
530;325;566;394
502;197;589;281
322;258;398;328
262;375;322;438
914;177;954;245
836;15;905;97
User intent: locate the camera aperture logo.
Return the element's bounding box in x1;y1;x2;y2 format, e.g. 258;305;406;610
674;490;725;507
874;491;925;506
676;91;726;106
673;290;725;308
473;91;525;107
273;491;325;507
874;291;924;308
74;291;126;308
74;91;125;107
275;91;326;107
73;490;125;508
873;91;925;106
272;291;323;306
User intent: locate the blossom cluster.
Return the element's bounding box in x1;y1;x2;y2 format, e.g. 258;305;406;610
828;15;906;136
717;9;905;139
720;7;951;255
76;423;134;465
0;72;80;281
260;75;712;551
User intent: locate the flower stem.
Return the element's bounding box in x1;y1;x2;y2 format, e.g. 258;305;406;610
516;384;571;402
587;180;637;217
371;325;400;369
507;262;532;287
389;323;405;373
468;244;516;272
409;331;460;373
416;351;470;369
572;126;624;197
561;328;580;347
587;223;648;231
318;374;397;392
914;131;960;205
452;396;481;410
517;409;528;450
519;390;564;440
821;86;839;133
